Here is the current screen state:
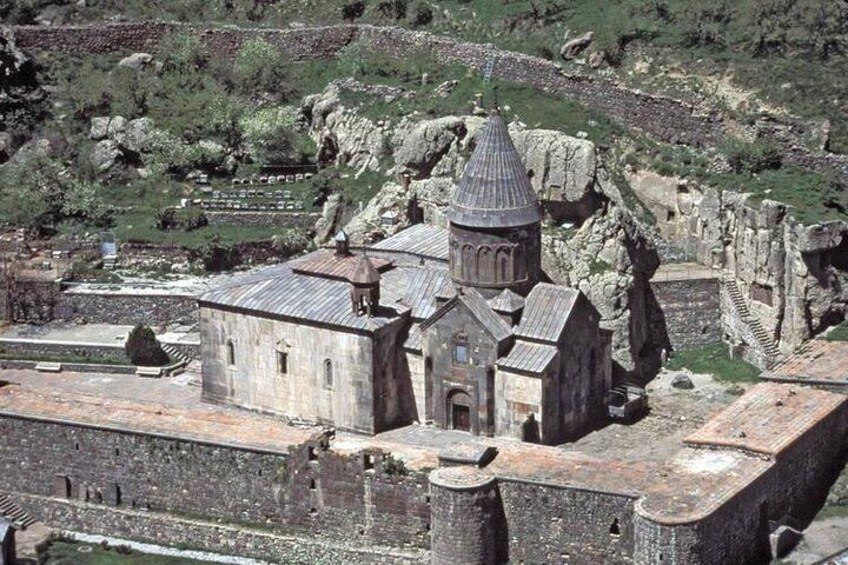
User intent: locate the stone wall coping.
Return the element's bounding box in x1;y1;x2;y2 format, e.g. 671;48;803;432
0;337;125;350
0;360;134;375
429;466;495;490
0;410;295;458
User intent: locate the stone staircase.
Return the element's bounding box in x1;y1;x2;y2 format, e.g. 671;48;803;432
162;343;189;366
722;274;780;366
0;492;36;530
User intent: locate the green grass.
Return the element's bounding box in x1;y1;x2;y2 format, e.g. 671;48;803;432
589;258;612;275
824;321;848;342
666;343;761;383
42;540;210;565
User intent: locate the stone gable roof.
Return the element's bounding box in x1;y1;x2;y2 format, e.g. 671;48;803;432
514;283;580;344
421;287;512;344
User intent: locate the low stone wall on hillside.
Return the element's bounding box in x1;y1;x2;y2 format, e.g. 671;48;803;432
54;290;197;326
12;22;846;185
204;211;319;227
0;338;128;363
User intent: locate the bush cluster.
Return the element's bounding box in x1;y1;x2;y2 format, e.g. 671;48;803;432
124;324;170;366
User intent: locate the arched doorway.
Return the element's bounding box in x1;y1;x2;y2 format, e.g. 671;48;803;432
447;389;472;432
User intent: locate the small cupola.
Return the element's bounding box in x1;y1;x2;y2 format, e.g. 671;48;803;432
350;254;381;317
335;229;350;256
488;288;525;326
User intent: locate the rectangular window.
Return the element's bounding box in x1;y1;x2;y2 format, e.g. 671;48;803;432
277;351;288;375
454;343;468;365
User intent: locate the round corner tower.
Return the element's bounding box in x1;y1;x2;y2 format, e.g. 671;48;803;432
448;110;542;298
429;466;502;565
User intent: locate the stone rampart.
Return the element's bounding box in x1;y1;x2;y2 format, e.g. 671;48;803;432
0;415;431;552
498;479;635;564
13;494;426;564
649;277;722;351
632;396;848;564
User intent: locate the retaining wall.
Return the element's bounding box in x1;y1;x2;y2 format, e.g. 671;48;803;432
0;338;128;363
204;211;319;227
54;290;197;326
649;277;722;351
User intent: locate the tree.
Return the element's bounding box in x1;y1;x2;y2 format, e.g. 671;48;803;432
125;325;170;366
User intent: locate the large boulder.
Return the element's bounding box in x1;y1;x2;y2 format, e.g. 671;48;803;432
392;116;468;178
90;139;121;172
118;52;154;70
122;117;154;154
89;117;111;140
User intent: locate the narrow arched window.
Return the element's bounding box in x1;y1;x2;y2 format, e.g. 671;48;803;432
226;340;235;366
323;359;334;388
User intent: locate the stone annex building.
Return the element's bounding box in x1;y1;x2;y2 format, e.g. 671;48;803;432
200;111;612;444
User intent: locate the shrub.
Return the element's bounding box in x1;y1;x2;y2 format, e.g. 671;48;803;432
125;324;170;366
724;139;782;174
233;38;292;97
382;453;408;476
154;208;208;232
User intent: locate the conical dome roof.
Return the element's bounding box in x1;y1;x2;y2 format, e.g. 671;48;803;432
449;111;541;228
350;254;380;285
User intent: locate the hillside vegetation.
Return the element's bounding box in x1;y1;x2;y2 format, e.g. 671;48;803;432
0;0;846;272
4;0;846;152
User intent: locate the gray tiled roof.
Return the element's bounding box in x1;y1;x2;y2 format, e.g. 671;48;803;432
449;111;542;228
200;266;407;333
488;288;525;313
381;266;451;321
514;283;579;344
498;340;558;374
421;287;512;344
370;223;450;261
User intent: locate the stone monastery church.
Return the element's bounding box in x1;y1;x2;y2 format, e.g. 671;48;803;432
200;111;612;445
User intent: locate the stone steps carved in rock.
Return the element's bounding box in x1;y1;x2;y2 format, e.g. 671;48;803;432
722;274;780;363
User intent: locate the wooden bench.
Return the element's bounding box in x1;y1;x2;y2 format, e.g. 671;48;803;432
34;362;62;373
135;366;163;378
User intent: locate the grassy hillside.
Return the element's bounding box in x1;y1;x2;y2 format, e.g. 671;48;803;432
5;0;846;153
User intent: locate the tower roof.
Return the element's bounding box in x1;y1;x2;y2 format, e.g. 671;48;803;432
449;111;541;228
350;254;380;285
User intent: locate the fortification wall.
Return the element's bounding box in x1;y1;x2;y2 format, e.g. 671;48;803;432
204;211;319;227
633;400;848;564
498;479;635;564
649;277;722;351
0;338;127;363
54;290;198;326
14;494;425;564
0;415;431;552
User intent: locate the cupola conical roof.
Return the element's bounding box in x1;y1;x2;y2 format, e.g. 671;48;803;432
449;111;541;228
350;254;380;285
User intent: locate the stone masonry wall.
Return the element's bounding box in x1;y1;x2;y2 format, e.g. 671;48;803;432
649;277;722;351
54;290;198;326
633;400;848;564
499;479;636;565
13;494;426;564
11;22;848;185
0;339;127;363
0;415;431;552
205;211;320;228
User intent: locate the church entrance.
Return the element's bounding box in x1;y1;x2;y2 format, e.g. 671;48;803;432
447;390;472;432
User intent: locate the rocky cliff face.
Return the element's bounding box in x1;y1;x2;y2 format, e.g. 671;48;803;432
688;189;848;355
301;83;659;377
